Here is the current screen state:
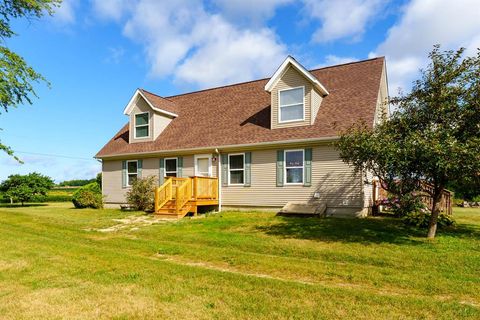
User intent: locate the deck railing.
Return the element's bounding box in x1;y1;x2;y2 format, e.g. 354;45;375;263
155;176;219;215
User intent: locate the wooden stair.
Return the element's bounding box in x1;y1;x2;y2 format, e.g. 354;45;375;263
155;200;193;219
154;176;219;219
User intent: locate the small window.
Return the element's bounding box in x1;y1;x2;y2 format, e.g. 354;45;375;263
279;87;304;122
165;158;177;177
195;155;211;177
229;154;245;185
135;112;149;138
285;150;304;184
127;160;138;186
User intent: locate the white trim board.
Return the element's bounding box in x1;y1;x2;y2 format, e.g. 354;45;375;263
264;56;329;96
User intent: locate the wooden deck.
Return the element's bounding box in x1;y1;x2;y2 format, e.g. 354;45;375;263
154;176;219;219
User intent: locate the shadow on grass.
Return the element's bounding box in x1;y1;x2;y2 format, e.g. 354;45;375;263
257;215;480;244
0;203;48;208
256;216;430;245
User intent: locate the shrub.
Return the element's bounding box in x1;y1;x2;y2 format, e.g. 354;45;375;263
72;182;103;209
403;211;455;229
126;176;157;212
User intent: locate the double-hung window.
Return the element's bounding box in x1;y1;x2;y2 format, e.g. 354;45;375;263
126;160;138;186
279;87;304;122
285;150;304;184
229;154;245;185
134;112;149;138
165;158;178;177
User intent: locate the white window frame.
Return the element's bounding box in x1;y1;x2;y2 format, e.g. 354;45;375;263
284;149;304;185
134;112;150;139
164;157;178;177
194;154;212;177
278;86;305;123
126;160;138;187
228;153;245;186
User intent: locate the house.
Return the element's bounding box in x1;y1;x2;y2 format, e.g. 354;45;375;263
95;56;389;217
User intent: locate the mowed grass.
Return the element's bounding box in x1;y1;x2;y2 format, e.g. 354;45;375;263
0;204;479;319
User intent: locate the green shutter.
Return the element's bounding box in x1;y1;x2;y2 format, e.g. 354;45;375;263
276;150;284;187
244;152;251;187
304;148;312;187
159;158;165;185
137;160;143;179
122;161;127;188
221;154;228;187
178;157;183;178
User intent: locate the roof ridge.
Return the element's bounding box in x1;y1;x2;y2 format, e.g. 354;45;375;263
140;88;177;103
162;56;385;99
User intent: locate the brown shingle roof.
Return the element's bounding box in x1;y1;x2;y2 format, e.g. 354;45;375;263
96;57;385;158
139;89;178;114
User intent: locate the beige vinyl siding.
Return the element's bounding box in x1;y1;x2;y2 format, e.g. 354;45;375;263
102;154;217;205
271;66;312;129
129;97;173;143
310;88;323;125
374;62;389;125
222;145;363;209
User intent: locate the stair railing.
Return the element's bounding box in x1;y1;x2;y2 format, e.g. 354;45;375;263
175;178;192;214
154;178;173;213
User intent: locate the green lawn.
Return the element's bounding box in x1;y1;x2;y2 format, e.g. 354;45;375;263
0;203;479;319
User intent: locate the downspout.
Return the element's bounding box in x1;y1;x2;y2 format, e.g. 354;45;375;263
215;148;222;212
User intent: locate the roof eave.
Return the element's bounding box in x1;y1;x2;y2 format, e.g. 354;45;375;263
264;56;329;96
123;89;179;118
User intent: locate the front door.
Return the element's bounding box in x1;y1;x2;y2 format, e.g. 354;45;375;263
195;154;212;177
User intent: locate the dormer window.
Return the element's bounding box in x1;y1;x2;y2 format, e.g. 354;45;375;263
279;87;304;123
134;112;149;138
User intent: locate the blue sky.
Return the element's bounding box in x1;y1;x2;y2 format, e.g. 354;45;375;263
0;0;479;183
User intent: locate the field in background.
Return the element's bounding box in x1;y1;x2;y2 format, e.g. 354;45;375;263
0;203;479;319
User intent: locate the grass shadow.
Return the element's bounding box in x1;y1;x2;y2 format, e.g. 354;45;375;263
0;203;48;208
256;216;428;245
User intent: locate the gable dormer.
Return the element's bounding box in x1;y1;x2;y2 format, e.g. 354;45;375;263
265;56;328;129
123;89;178;144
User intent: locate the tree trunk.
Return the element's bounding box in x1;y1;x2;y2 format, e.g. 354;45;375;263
427;187;443;239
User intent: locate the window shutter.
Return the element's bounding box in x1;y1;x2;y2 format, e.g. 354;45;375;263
276;150;284;187
159;158;165;185
304;148;312;187
221;154;228;187
122;161;127;188
178;156;183;178
244;152;251;187
138;160;143;178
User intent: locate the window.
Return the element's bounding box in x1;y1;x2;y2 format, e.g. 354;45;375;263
134;112;149;138
279;87;304;122
127;160;138;186
285;150;304;184
229;154;245;185
165;158;177;177
195;155;211;177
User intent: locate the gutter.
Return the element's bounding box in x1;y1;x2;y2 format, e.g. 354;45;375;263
95;135;339;160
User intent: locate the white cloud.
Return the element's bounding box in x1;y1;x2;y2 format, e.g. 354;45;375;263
91;0;134;21
371;0;480;92
315;55;358;68
53;0;78;24
120;0;287;88
212;0;292;25
304;0;386;43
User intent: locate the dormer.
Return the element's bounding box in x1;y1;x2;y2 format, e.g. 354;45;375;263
265;56;329;129
123;89;178;144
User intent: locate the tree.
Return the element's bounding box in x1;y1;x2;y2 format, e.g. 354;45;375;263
0;0;61;160
336;46;480;239
0;172;54;205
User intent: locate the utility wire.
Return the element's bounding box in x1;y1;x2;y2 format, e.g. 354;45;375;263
13;151;96;161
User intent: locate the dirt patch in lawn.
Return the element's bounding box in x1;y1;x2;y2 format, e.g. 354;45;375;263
87;215;176;233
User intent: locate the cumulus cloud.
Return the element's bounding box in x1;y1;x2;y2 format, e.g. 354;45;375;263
304;0;387;43
91;0;134;21
212;0;292;26
314;55;358;68
120;0;287;88
371;0;480;92
52;0;79;24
